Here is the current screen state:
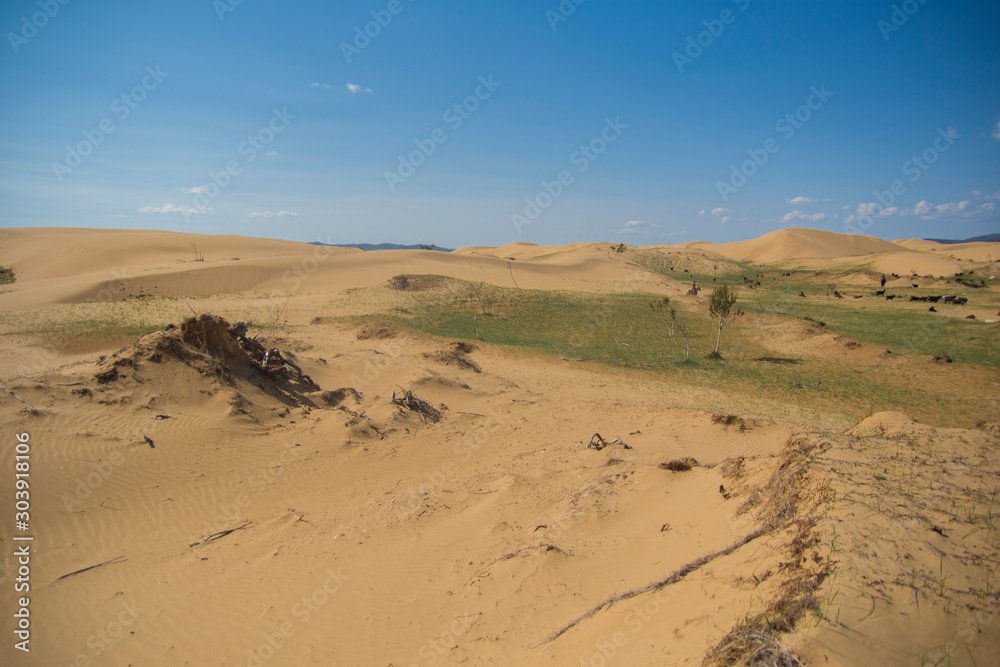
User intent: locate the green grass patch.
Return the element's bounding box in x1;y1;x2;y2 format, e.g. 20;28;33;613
363;276;998;427
740;287;1000;367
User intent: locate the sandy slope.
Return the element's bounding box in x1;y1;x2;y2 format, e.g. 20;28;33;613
895;239;1000;263
1;228;998;666
694;228;905;263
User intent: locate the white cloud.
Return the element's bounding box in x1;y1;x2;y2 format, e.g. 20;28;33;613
711;207;729;216
181;185;209;194
842;202;895;226
248;210;299;218
781;210;827;224
992;121;1000;141
786;196;818;205
265;150;277;156
720;216;731;224
139;204;214;215
697;209;706;216
617;220;658;234
310;82;332;90
346;83;372;94
844;195;998;225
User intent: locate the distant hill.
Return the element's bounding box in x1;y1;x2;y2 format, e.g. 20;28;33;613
924;234;1000;244
309;242;454;252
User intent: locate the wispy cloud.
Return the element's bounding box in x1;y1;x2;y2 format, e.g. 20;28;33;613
844;197;996;225
181;185;209;194
786;196;818;205
616;219;658;234
346;83;372;94
139;203;214;215
711;207;728;216
310;82;332;90
265;150;277;156
781;210;827;223
992;121;1000;141
248;210;298;218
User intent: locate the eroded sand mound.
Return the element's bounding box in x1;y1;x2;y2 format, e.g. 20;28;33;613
89;314;324;420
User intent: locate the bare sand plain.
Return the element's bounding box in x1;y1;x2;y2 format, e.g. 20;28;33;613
1;227;998;666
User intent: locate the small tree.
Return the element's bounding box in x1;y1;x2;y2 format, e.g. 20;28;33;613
708;285;738;358
418;243;436;251
651;297;690;361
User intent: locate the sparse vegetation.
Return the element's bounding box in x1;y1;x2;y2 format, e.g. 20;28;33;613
708;284;738;358
651;296;690;361
0;266;14;284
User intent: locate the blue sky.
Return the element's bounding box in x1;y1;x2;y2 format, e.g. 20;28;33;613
1;0;998;247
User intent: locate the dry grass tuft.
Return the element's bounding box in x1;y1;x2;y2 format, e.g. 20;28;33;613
356;321;397;340
660;457;699;472
703;565;831;667
719;456;746;480
424;349;482;373
712;413;750;432
321;387;362;407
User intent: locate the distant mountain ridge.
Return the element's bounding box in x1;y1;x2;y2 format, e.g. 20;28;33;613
309;242;454;252
924;234;1000;244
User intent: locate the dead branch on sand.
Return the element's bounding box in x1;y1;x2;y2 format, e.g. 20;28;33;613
337;405;385;438
391;388;442;423
586;433;631;450
54;555;127;582
192;520;253;546
544;526;769;643
546;434;828;655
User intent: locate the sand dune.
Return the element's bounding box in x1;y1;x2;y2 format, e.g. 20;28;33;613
705;228;905;262
1;227;998;666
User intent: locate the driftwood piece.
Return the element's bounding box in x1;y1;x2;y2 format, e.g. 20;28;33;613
586;433;631;451
391;389;442;423
190;520;253;547
544;525;768;643
54;555;127;582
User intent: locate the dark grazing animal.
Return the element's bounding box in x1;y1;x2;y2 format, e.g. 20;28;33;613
875;289;885;296
885;294;897;300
